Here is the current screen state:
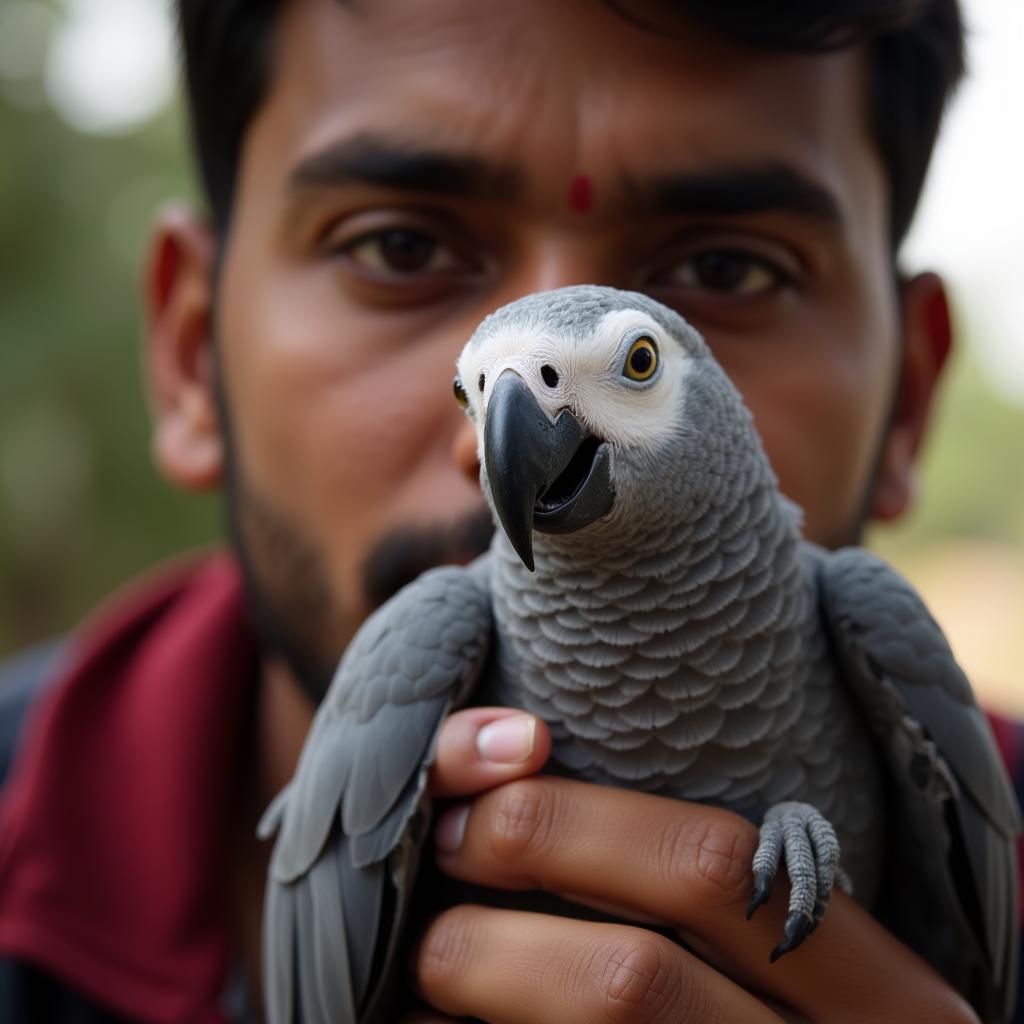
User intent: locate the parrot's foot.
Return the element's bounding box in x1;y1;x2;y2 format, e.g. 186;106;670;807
745;801;845;962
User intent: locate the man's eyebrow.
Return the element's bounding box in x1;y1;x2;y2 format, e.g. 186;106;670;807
287;132;522;200
640;163;843;225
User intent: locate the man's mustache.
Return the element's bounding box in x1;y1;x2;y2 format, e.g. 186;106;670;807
362;508;495;611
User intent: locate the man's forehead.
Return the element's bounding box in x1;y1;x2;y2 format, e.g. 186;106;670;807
247;0;874;227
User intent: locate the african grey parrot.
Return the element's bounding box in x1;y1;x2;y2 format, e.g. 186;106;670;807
258;285;1021;1023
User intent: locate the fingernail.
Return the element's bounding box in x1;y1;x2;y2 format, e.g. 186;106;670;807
434;804;470;853
476;715;536;764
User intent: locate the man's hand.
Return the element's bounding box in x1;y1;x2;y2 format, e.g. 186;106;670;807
406;708;979;1024
427;706;553;799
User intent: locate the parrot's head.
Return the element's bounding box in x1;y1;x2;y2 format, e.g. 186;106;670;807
456;285;759;571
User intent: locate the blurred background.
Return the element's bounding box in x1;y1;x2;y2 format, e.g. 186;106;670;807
0;0;1021;715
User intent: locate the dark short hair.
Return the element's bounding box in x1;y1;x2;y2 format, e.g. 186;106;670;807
178;0;965;248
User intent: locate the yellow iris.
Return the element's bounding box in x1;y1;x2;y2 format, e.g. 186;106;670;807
624;337;657;381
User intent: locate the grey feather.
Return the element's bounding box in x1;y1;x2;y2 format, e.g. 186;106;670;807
337;838;385;1003
308;852;354;1022
262;860;296;1024
295;869;336;1024
260;563;492;1021
819;546;1021;1021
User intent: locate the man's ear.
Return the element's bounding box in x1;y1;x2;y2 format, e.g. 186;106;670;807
143;203;223;491
870;271;953;522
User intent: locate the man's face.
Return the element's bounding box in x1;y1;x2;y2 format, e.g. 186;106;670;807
211;0;901;683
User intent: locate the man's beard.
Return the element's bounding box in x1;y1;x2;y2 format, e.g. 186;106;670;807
214;382;493;706
226;485;493;705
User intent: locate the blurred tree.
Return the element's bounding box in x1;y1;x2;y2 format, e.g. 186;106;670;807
0;83;220;654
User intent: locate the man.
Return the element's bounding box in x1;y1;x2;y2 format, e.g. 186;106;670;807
0;0;1019;1021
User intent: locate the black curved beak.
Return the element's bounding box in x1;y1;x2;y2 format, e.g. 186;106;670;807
484;370;614;571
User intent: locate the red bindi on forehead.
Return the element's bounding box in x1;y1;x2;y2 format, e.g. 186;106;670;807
567;174;594;213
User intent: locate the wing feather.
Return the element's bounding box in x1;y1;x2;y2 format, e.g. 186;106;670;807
294;871;333;1024
819;546;1020;1023
337;840;385;1004
262;865;296;1024
260;561;493;1023
308;849;357;1022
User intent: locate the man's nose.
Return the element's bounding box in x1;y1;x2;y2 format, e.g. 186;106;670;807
496;238;615;305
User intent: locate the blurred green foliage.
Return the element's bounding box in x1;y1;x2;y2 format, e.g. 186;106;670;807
0;89;220;654
1;29;1022;657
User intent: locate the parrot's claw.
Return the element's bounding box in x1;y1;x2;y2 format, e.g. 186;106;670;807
811;896;827;930
751;801;845;960
769;911;814;962
746;870;774;920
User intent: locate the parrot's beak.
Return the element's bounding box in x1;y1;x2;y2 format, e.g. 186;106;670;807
484;370;614;571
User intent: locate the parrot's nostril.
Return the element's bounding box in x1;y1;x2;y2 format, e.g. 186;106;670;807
541;365;559;388
478;373;486;393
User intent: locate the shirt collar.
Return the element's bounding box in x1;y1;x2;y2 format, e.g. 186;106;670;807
0;553;259;1023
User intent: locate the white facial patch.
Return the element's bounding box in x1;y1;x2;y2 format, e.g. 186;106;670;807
456;306;691;456
571;309;689;449
459;322;565;413
456;322;565;461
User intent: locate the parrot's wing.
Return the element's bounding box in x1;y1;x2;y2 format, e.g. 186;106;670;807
258;560;493;1024
818;546;1021;1023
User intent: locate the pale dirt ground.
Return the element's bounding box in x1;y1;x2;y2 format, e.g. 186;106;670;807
883;539;1024;719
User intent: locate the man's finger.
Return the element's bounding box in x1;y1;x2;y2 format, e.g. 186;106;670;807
432;777;978;1023
428;708;551;798
414;904;787;1024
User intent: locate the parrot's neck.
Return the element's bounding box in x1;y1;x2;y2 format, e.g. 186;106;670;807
514;425;804;631
489;434;814;792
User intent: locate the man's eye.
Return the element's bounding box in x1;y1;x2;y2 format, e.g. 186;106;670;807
342;228;460;275
669;250;785;296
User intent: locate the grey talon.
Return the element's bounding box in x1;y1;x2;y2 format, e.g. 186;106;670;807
746;871;774;920
769;911;815;962
810;898;828;931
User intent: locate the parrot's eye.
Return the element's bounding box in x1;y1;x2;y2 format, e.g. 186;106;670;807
624;337;658;382
453;376;469;408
